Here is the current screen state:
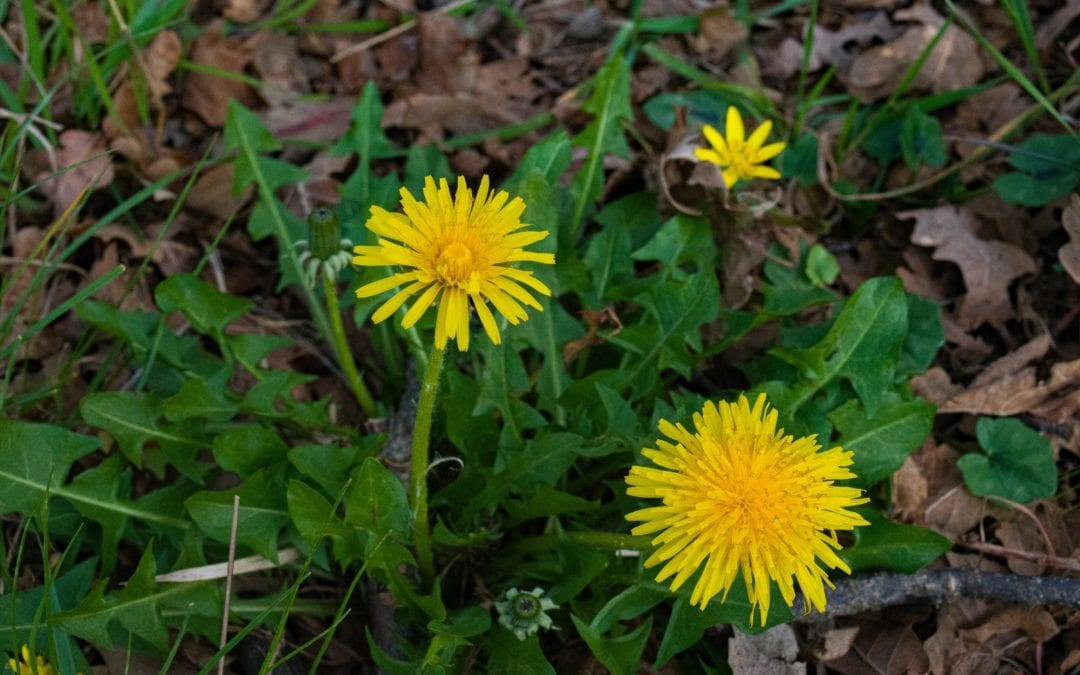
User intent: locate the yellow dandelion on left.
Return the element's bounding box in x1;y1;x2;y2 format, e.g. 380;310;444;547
626;394;870;625
352;176;555;352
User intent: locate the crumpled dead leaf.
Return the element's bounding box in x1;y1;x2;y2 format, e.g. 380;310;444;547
901;205;1036;329
182;30;259;127
847;3;982;102
1059;194;1080;284
27;129;115;216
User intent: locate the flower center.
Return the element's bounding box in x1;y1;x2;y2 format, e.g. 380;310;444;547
436;240;477;285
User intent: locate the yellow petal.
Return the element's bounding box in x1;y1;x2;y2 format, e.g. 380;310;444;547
725;107;745;148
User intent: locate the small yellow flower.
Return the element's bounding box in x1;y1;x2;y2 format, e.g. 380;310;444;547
8;646;52;675
352;176;555;351
694;107;786;188
625;394;869;625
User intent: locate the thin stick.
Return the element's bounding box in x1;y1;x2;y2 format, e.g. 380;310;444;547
218;495;241;675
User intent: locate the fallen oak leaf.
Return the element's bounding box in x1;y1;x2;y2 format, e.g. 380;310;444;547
901;205;1036;329
1059;194;1080;284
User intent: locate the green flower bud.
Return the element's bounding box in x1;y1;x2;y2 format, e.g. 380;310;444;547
308;207;342;262
495;587;558;641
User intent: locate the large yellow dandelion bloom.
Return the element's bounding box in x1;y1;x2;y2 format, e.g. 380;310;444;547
352;176;555;351
694;107;786;188
625;394;869;625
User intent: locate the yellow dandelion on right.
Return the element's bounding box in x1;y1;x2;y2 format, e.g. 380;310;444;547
694;107;786;188
625;394;869;625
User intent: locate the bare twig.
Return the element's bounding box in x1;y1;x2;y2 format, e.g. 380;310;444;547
219;495;241;675
793;568;1080;622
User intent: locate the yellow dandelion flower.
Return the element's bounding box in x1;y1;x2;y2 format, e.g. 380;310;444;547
352;175;555;351
693;107;786;188
625;394;869;625
8;646;52;675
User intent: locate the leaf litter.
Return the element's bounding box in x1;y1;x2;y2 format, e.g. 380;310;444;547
3;0;1080;672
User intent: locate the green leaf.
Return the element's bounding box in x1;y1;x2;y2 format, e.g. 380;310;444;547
80;391;208;480
222;333;292;373
589;584;669;634
185;465;289;560
778;131;819;186
617;271;720;392
901;105;946;170
594;382;639;438
571;614;651;675
992;133;1080;206
841;508;951;573
898;293;943;375
403;143;452;194
583;213;634;306
483;627;555;675
64;454;130;573
804;244;839;287
286;479;363;564
163;371;238;423
507;130;573;188
504;484;599;526
632;214;717;280
474;341;548;449
830;394;936;487
212;426;289;475
225;101;308;193
570;57;633;233
289;441;366;496
56;545;219;652
958;417;1058;503
780;276;907;417
331;81;398;205
154;273;252;338
0;420;100;514
344;458;410;538
0;558;96;651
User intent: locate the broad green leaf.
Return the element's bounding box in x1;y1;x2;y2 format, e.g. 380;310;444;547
154;273;252;338
898;293;943;375
504;485;599;526
804;244;839;287
616;271;720;392
778;131;819;186
589;584;670;634
56;546;218;652
222;333;292;373
958;417;1057;503
80;391;208;480
483;627;555;675
213;426;289;475
841;508;951;573
781;276;907;417
992;133;1080;206
632;214;716;280
474;341;548;449
64;455;129;573
225;101;308;194
571;614;651;675
570;57;633;233
0;420;100;514
163;371;238;423
594;382;639;438
287;479;364;564
403;143;452;194
185;465;289;561
331;81;397;205
0;558;96;651
289;441;367;496
901;105;946;170
507;130;573;188
549;540;609;603
344;458;410;538
760;246;837;316
830;394;936;487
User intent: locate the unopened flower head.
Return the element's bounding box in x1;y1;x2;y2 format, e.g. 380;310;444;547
694;107;786;188
352;176;555;351
495;587;558;641
625;394;869;625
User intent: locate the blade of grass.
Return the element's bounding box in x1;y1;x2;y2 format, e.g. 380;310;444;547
998;0;1048;94
945;0;1077;140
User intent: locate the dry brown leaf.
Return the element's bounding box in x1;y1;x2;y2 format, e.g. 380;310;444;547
688;7;747;64
825;619;930;675
846;4;981;102
94;223;199;277
1059;194;1080;284
813;626;860;662
182;31;258;127
902;205;1036;329
892;453;930;520
925;485;987;539
224;0;269;23
187;163;252;221
251;31;311;101
417;13;474;94
960;605;1060;644
31;129;115;216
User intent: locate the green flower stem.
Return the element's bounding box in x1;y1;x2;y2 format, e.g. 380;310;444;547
510;531;652;554
412;344;446;591
321;274;376;417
